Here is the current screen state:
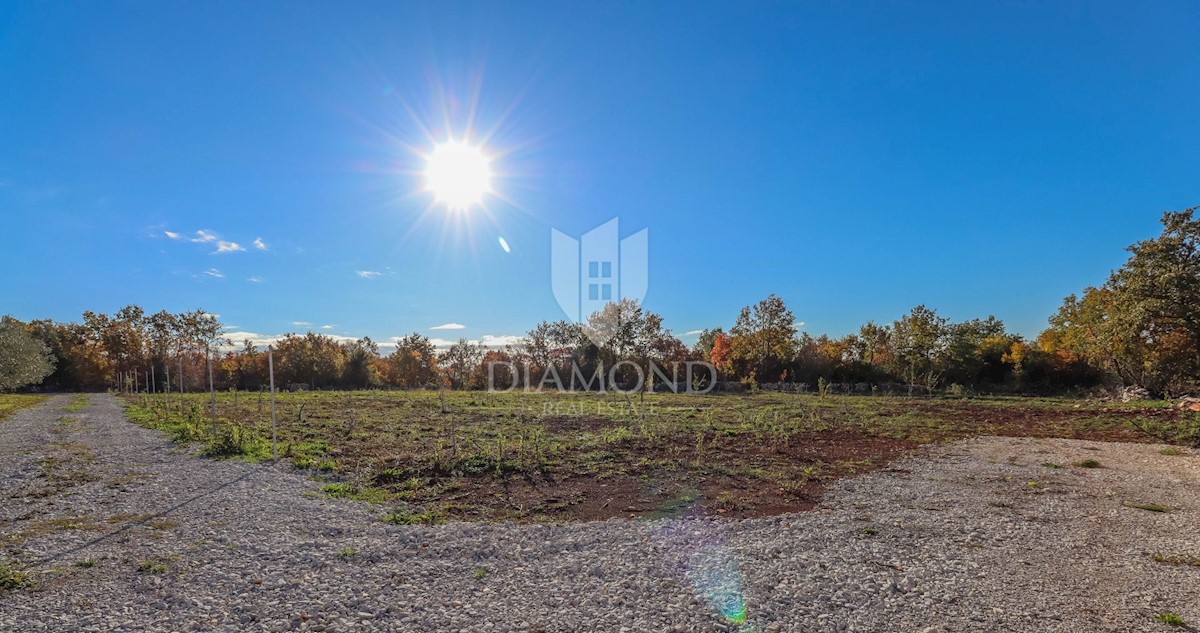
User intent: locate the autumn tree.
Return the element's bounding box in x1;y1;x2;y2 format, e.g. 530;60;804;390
730;294;797;382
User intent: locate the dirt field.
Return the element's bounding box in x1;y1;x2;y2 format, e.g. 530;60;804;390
117;390;1197;523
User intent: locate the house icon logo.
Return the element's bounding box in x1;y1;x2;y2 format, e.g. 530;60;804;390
550;218;648;344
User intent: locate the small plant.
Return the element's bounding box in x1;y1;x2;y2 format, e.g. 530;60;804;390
339;547;357;558
1075;458;1102;468
382;506;445;525
1128;502;1171;513
1155;613;1185;627
1041;462;1063;469
1160;447;1186;456
862;527;878;536
137;559;170;574
0;561;32;590
472;567;488;580
1151;552;1200;567
74;559;97;568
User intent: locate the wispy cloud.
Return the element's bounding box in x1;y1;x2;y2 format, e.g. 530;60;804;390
430;323;466;330
191;229;217;243
203;268;224;278
247;276;263;283
216;241;245;253
683;330;704;336
253;237;268;251
164;230;181;240
292;321;313;327
321;324;335;329
356;270;381;279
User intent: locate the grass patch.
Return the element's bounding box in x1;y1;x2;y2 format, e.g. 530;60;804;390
1075;458;1102;468
1160;447;1187;456
137;559;170;574
64;394;89;412
1151;552;1200;567
0;394;49;422
1155;613;1186;627
118;389;1178;522
1041;462;1063;469
338;547;357;558
0;561;32;590
382;505;446;526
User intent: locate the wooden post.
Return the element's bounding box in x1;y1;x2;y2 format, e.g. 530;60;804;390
151;365;156;395
178;357;185;414
268;345;278;461
207;348;217;432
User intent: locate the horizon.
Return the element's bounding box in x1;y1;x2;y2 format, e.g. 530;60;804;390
3;1;1198;344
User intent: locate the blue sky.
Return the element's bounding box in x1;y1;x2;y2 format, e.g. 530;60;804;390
2;1;1198;348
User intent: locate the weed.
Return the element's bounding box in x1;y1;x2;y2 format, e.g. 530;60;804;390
472;567;488;580
863;527;878;536
1151;552;1200;567
338;547;357;558
382;506;445;525
74;559;97;568
0;561;31;590
137;559;170;574
1155;613;1185;627
1075;458;1102;468
1160;447;1187;456
1041;462;1063;469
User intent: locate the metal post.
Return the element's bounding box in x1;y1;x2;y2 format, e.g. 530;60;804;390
268;345;278;461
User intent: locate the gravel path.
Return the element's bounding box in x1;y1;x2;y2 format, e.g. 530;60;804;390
2;394;1198;632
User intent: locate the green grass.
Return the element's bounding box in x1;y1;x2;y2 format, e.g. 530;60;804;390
1075;458;1102;468
64;394;89;412
1160;447;1187;456
1155;613;1186;627
137;559;170;574
0;561;32;590
0;394;49;422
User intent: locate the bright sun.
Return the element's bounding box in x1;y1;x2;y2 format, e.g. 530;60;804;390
424;141;492;210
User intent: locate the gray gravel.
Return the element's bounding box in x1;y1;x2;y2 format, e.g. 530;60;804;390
2;394;1198;632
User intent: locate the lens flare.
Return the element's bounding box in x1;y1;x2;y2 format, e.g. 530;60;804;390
650;495;752;630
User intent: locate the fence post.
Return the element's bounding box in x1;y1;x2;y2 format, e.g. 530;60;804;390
269;345;278;461
179;357;185;414
207;348;217;433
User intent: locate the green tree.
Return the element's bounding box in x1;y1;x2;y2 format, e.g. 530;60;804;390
0;317;55;391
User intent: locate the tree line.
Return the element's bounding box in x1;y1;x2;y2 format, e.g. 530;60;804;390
2;207;1196;397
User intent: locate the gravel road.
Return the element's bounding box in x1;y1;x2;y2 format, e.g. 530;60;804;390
2;394;1198;632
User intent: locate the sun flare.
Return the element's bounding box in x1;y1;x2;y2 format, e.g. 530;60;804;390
424;141;492;210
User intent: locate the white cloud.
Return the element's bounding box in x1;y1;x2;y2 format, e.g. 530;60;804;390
683;330;704;336
216;241;245;253
164;230;181;240
253;237;268;251
292;321;313;327
321;324;335;329
420;334;521;349
203;268;224;278
430;323;466;330
356;270;381;279
191;230;217;243
247;276;263;283
222;330;361;351
480;334;521;347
